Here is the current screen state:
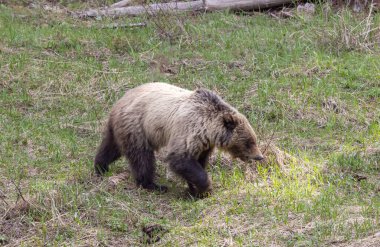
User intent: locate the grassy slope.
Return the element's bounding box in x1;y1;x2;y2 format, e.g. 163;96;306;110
0;2;379;246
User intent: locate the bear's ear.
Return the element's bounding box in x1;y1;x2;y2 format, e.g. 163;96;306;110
223;113;238;131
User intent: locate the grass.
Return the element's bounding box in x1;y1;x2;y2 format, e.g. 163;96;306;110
0;1;379;246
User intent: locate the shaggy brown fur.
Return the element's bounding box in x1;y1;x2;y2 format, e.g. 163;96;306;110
94;83;263;196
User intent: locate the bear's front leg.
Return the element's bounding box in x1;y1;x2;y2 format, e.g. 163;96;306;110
168;155;212;198
197;148;213;169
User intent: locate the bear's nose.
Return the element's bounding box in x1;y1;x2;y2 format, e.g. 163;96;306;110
253;155;264;161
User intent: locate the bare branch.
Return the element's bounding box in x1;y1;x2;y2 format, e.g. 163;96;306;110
111;0;133;8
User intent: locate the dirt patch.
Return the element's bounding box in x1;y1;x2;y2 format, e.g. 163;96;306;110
333;232;380;247
0;218;32;244
4;199;33;220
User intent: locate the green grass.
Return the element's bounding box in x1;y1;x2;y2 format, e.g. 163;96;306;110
0;2;379;246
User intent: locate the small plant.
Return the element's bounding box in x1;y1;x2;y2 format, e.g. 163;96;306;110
142;1;191;44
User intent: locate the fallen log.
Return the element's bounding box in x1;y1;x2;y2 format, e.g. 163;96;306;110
76;1;204;18
76;0;293;18
205;0;292;11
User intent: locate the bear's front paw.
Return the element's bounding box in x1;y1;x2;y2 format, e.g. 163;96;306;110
187;183;212;199
187;189;212;199
94;163;109;175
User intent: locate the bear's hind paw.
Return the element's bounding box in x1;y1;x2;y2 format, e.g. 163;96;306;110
142;183;168;193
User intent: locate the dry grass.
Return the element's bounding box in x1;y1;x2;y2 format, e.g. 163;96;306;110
316;4;380;52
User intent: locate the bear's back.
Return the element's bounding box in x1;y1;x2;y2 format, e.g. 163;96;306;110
111;83;194;149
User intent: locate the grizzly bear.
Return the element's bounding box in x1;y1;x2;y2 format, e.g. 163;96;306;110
94;83;263;196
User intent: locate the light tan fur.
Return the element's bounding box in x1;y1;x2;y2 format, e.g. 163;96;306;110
109;82;262;162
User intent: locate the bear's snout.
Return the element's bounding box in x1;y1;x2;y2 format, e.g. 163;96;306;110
253;155;264;161
249;145;264;162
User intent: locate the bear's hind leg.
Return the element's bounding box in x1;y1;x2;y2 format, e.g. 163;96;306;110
125;146;168;193
94;125;121;175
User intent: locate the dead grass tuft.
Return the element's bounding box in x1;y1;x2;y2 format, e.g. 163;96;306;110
143;3;192;44
317;5;380;52
365;147;380;156
107;172;132;190
208;142;305;177
262;144;300;170
323;97;346;114
149;55;178;76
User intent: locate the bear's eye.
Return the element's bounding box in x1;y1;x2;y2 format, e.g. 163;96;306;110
245;140;254;149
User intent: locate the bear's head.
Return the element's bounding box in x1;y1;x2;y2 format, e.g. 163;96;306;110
219;112;264;162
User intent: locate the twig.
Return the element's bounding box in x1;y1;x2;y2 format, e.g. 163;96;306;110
0;189;9;207
100;22;147;29
10;179;27;203
61;123;94;132
262;131;276;155
363;2;374;42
